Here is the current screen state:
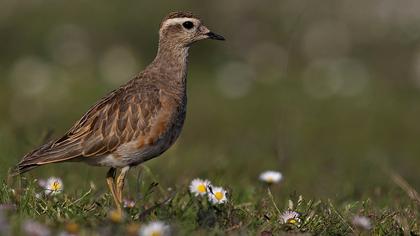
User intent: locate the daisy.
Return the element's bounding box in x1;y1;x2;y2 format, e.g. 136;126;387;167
108;209;124;223
57;223;80;236
259;171;283;184
208;186;228;205
139;221;170;236
123;198;136;208
189;178;211;196
22;220;51;236
352;216;372;230
0;209;9;236
279;210;301;226
44;177;63;195
65;222;79;235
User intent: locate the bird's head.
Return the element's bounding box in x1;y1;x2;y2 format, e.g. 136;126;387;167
159;11;225;48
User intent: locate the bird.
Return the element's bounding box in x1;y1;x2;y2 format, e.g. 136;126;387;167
12;11;225;215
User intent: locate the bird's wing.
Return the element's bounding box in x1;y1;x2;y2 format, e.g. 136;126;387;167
15;81;162;173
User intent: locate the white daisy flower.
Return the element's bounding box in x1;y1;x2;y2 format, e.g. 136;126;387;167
123;198;136;208
44;177;63;195
139;221;170;236
23;220;51;236
208;186;228;205
0;209;9;236
352;216;372;230
189;178;211;196
259;171;283;184
279;210;301;226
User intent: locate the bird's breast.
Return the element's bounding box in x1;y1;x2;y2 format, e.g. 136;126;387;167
112;93;187;166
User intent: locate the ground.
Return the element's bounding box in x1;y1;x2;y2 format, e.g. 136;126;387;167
0;168;419;235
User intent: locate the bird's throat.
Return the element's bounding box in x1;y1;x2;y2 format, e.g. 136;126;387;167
153;44;189;85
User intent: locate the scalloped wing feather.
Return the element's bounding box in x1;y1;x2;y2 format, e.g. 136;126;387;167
13;80;162;175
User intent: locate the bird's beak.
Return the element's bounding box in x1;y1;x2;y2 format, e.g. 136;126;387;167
206;31;225;41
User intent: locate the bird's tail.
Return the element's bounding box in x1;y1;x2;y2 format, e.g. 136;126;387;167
10;164;39;177
11;140;81;176
11;142;53;176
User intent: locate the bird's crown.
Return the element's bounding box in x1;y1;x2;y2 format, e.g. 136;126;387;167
160;11;200;27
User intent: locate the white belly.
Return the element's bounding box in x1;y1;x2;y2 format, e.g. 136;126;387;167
86;154;131;167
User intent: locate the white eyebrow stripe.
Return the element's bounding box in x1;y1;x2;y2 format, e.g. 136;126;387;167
161;17;197;29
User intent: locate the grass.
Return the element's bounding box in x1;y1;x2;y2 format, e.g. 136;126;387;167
2;2;420;234
2;70;420;235
0;166;419;235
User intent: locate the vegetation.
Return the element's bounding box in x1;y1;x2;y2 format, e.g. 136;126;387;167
1;168;419;235
1;0;420;235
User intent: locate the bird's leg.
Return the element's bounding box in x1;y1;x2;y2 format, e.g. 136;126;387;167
116;166;130;204
106;167;121;212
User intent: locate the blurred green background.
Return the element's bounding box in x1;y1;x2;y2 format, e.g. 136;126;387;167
1;0;420;202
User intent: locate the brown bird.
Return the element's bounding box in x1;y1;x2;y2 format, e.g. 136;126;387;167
13;11;224;214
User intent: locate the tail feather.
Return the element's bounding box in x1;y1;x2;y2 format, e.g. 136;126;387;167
11;163;39;176
12;141;82;176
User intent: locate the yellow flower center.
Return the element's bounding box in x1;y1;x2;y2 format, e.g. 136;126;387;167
65;222;79;234
197;184;206;193
267;177;274;183
287;218;298;225
215;191;224;201
51;181;61;191
151;231;162;236
108;210;123;223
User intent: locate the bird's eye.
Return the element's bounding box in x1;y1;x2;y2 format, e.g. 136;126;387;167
182;21;194;29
